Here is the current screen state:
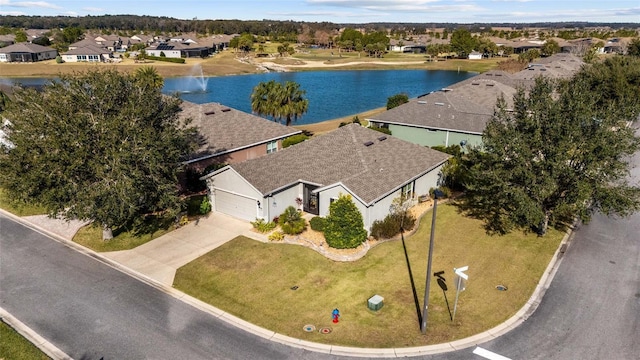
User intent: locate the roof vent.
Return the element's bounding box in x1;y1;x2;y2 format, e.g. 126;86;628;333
472;82;480;85
442;88;453;92
221;108;231;112
435;102;445;106
486;83;495;86
486;73;493;76
418;100;427;104
204;110;215;115
363;141;374;147
377;136;387;141
495;73;502;76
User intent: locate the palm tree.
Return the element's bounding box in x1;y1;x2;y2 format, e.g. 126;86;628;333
251;80;308;126
135;66;164;89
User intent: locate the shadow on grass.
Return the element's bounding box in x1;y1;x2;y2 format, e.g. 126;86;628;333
401;231;423;327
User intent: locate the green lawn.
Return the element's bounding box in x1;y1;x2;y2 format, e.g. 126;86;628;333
0;321;50;360
174;203;563;347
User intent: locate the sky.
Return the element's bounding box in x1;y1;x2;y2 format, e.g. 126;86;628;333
0;0;639;24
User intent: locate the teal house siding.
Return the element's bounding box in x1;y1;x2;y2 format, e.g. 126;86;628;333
389;124;482;149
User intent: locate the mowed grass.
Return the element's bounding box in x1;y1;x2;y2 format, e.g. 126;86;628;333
174;204;563;347
0;321;50;360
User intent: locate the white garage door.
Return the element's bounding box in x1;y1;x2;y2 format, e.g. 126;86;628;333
214;190;257;221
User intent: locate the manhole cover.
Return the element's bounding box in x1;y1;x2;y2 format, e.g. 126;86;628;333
303;324;316;332
319;327;332;334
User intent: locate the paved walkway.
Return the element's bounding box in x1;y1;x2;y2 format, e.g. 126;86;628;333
102;213;265;286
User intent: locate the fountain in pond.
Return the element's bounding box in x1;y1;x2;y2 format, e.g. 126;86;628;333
178;64;209;93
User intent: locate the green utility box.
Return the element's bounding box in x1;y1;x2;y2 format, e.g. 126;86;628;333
368;295;384;311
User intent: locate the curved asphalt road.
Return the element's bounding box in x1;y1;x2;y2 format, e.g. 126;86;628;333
1;147;638;360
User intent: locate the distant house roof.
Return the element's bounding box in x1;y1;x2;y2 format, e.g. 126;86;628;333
63;44;110;56
368;53;584;135
221;124;449;204
179;101;301;163
0;42;56;54
68;38;102;49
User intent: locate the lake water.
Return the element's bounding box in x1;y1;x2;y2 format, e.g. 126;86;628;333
1;70;476;125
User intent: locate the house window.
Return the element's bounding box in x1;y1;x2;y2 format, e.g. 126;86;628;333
266;141;278;154
402;182;414;199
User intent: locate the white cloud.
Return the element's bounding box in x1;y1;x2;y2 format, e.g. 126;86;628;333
0;1;61;9
82;7;105;13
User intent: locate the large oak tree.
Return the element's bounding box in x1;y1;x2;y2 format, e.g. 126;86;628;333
0;69;194;239
463;57;640;235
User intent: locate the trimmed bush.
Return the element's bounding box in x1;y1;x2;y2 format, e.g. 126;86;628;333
278;206;306;235
251;218;277;233
370;126;392;135
324;194;367;249
429;186;452;199
309;216;326;232
282;134;309;148
199;196;212;215
370;212;416;240
145;55;186;64
268;231;284;241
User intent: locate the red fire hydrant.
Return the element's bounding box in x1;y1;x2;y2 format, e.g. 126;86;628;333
332;308;340;323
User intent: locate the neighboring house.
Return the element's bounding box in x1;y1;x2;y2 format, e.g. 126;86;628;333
62;44;112;62
0;42;57;62
68;38;100;50
0;34;16;47
367;53;583;149
179;101;301;171
468;51;482;60
210;34;238;51
146;42;211;58
201;124;449;230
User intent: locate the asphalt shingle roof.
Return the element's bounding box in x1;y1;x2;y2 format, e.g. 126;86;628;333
0;42;56;53
179;101;300;161
229;124;450;204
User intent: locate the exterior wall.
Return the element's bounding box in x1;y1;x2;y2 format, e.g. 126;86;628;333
316;184;371;229
206;168;263;218
63;54;105;63
263;184;302;222
187;140;282;172
364;191;397;232
147;49;181;58
0;50;56;62
389;124;482;149
390;124;448;147
415;164;445;195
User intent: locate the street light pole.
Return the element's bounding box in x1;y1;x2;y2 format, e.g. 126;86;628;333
421;189;443;334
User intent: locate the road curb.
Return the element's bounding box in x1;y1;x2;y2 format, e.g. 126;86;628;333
0;306;72;360
1;208;575;358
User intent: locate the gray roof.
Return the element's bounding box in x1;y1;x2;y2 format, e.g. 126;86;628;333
226;124;450;204
0;42;56;54
179;101;300;162
63;44;110;56
369;53;584;134
369;90;494;134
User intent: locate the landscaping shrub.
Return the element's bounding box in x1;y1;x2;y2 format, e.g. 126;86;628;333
324;194;367;249
145;55;186;64
429;186;452;199
251;218;277;233
199;196;211;215
282;134;309;148
268;231;284;241
370;212;416;240
278;206;306;235
370;126;392;135
309;216;326;232
55;55;64;63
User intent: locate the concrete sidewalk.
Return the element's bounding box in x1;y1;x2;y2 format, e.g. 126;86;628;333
102;213;265;286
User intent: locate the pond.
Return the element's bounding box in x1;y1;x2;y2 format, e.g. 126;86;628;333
1;69;476;125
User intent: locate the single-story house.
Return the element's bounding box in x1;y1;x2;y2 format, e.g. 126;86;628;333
367;53;583;149
367;70;523;149
0;43;57;63
146;42;211;58
179;101;301;171
468;51;483;60
62;44;112;62
201;124;449;230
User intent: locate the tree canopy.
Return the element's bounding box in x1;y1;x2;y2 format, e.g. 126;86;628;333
0;69;194;239
463;58;640;235
250;80;309;126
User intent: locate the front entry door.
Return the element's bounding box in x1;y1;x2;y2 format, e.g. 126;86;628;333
303;184;319;215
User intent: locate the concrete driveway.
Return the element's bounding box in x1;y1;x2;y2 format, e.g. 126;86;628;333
102;213;265;286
